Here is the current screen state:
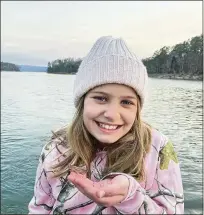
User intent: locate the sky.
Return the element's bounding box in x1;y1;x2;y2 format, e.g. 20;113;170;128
1;1;202;66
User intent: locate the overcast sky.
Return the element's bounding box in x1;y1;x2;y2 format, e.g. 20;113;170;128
1;1;202;66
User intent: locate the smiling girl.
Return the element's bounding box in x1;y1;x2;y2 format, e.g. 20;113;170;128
28;36;184;214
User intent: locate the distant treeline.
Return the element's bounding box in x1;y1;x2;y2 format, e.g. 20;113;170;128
142;34;203;77
47;34;203;79
1;62;20;71
47;58;82;74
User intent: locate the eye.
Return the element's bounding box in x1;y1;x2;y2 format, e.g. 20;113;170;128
92;96;107;102
121;100;134;105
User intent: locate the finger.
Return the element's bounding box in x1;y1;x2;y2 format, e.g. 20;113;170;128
96;190;106;198
77;183;101;201
99;183;125;197
95;194;125;207
68;172;91;186
74;175;94;188
71;176;100;194
69;171;86;179
68;173;103;199
68;171;77;182
69;177;96;198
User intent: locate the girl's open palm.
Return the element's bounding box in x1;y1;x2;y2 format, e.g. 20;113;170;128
68;172;129;207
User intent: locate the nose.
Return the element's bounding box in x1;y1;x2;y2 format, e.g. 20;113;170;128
103;103;120;121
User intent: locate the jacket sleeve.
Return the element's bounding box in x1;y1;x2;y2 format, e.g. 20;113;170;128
28;149;55;214
104;140;184;214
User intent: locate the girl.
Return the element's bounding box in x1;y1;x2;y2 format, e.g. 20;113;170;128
28;36;184;214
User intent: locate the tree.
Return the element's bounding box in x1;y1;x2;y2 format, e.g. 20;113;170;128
1;62;20;71
142;34;203;79
47;58;82;74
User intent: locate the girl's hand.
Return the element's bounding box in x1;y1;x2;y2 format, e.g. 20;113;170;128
68;172;129;207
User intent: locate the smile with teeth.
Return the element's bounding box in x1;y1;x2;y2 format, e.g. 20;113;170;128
96;122;121;130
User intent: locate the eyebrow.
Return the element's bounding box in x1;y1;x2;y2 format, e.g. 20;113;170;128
90;91;137;100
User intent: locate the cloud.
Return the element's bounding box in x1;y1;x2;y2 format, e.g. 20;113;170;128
1;1;202;65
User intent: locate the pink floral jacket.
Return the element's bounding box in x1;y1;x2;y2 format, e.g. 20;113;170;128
28;129;184;214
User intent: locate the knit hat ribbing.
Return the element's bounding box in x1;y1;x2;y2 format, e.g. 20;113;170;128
73;36;148;107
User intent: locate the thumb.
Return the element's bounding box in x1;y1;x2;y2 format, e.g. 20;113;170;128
96;190;106;198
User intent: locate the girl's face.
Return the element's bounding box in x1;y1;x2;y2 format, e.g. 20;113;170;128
83;84;138;145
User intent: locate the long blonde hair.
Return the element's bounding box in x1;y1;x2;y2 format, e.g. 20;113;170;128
51;92;152;182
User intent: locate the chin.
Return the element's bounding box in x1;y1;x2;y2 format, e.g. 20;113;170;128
94;136;120;145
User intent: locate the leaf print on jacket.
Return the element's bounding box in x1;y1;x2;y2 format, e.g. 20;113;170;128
57;176;76;203
159;141;179;170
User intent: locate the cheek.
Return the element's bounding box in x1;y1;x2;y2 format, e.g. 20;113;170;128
124;110;137;126
83;109;91;124
83;109;93;132
83;100;100;122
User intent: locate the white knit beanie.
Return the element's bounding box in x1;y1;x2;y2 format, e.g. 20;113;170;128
73;36;148;108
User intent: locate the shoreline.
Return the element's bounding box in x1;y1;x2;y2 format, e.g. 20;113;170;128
3;71;202;81
148;74;203;81
48;73;203;81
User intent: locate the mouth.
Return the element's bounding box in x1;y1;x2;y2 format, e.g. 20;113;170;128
95;121;123;132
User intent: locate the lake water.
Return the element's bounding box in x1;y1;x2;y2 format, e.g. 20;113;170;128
1;72;203;214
